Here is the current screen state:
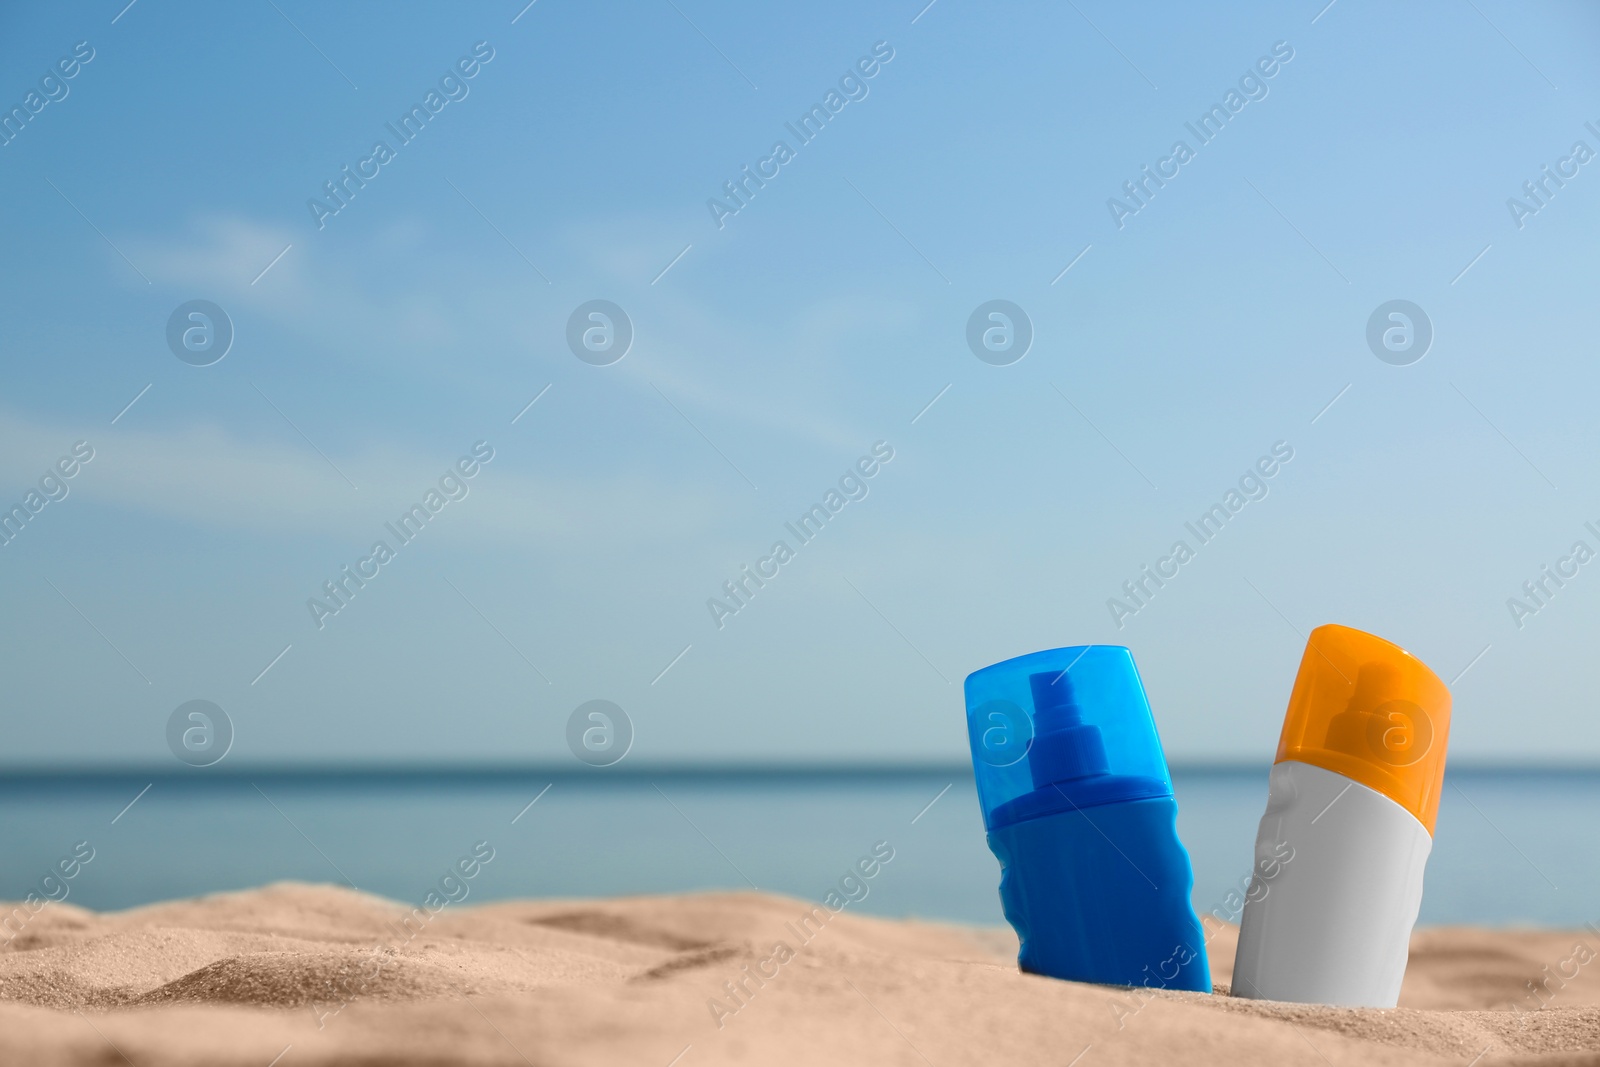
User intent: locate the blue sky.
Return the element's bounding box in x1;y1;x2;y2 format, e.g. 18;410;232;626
2;0;1599;767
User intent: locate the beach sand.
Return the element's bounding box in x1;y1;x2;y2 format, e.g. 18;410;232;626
2;883;1597;1065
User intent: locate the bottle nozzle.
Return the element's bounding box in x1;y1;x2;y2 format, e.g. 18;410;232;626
1027;670;1110;788
1323;661;1402;752
1029;670;1080;720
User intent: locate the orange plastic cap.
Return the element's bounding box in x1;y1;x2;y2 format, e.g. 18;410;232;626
1274;624;1452;834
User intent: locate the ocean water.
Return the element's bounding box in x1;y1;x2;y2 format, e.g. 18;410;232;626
0;768;1592;929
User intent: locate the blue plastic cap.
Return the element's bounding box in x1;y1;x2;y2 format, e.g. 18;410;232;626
964;645;1175;830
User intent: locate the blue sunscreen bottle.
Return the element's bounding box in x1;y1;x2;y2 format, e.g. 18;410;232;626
963;645;1211;992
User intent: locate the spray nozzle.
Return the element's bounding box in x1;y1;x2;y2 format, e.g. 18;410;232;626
1323;661;1401;753
1027;670;1110;788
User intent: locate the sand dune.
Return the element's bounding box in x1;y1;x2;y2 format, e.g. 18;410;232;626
2;883;1598;1065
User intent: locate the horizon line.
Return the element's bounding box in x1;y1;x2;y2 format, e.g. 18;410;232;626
1;759;1597;782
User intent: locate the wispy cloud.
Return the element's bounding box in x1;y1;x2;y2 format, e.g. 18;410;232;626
0;411;724;548
125;214;893;454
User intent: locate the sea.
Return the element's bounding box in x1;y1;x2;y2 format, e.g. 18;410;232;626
0;767;1591;929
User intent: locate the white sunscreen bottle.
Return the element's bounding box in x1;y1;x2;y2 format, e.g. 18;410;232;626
1233;623;1451;1008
